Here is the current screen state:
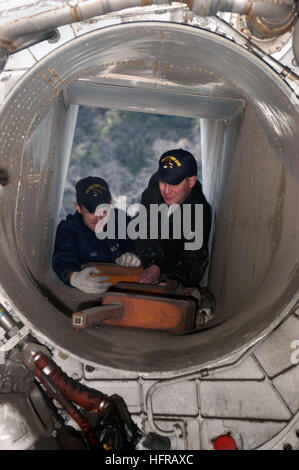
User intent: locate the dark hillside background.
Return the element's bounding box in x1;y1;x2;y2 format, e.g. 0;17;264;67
60;106;202;219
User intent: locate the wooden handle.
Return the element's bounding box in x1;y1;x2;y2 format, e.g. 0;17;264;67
72;304;124;330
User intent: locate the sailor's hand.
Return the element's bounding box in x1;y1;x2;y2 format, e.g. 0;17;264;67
115;252;141;267
137;265;160;284
69;267;112;294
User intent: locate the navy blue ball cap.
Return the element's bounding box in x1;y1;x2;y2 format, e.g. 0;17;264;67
76;176;111;213
155;149;198;185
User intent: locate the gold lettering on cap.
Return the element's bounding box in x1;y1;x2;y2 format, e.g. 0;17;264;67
161;156;182;167
85;183;106;197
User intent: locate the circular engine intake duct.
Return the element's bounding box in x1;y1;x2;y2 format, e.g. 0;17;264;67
0;21;298;376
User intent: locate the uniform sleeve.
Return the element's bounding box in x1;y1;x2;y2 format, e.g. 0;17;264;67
52;221;82;284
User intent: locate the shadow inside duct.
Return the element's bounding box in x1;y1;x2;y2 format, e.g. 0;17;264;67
0;168;9;187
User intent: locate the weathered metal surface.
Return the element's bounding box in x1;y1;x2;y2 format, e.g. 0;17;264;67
0;4;298;450
0;1;295;55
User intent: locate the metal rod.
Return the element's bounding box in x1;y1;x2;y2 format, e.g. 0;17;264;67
0;304;18;335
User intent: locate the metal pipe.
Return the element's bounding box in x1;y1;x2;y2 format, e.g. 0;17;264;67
0;305;19;337
0;0;296;53
37;369;99;448
33;352;111;415
190;0;296;20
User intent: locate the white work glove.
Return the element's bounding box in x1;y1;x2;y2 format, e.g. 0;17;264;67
70;267;112;294
115;252;141;267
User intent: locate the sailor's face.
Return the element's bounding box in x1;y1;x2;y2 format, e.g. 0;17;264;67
159;176;197;206
75;203;109;232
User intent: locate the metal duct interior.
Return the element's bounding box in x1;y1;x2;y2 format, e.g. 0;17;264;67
0;22;298;375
